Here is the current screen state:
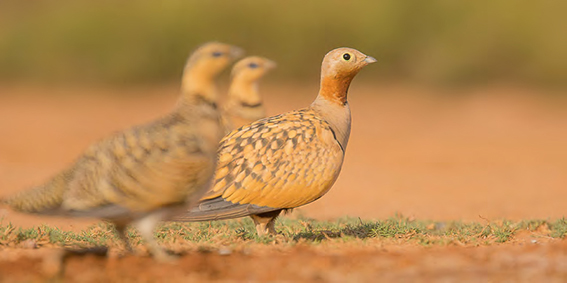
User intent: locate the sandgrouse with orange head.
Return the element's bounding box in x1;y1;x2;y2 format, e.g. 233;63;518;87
222;56;276;131
173;47;376;236
1;42;243;260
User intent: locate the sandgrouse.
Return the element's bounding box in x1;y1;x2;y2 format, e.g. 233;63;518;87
1;42;243;260
222;56;276;131
173;47;376;236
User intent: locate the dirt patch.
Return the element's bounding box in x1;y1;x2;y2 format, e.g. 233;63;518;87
1;239;567;282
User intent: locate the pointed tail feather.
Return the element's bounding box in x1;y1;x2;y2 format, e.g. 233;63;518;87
3;169;72;215
171;197;277;222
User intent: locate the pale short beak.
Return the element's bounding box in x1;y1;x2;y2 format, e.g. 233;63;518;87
364;56;377;64
230;46;245;59
265;59;277;70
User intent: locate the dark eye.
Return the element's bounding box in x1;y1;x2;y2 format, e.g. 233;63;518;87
343;53;351;61
212;52;223;57
248;62;259;68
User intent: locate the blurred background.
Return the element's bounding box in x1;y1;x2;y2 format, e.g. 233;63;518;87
0;0;565;86
0;0;566;229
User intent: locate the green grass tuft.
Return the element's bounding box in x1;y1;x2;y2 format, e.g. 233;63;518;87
1;216;566;251
550;218;567;239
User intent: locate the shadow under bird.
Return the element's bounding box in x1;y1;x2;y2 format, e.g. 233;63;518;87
172;47;376;236
222;56;276;132
1;42;243;260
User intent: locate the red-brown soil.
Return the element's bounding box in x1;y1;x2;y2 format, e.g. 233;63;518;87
1;83;566;281
1;239;567;282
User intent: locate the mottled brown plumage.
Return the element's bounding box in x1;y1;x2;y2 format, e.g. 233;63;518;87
173;47;376;236
222;56;276;132
2;42;243;260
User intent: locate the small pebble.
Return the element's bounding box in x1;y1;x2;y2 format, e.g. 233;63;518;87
21;239;38;249
218;247;232;256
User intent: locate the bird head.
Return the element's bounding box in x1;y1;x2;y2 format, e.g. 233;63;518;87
316;47;376;106
184;42;244;79
231;56;277;82
320;47;376;80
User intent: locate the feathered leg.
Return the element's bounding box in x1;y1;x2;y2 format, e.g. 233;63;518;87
250;210;282;236
114;223;134;254
133;210;175;262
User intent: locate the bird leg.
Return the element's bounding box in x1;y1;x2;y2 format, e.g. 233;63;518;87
250;210;282;236
114;223;134;254
133;210;176;262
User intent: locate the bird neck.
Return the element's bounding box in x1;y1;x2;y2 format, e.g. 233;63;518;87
178;68;219;109
317;75;354;106
227;78;262;106
310;91;352;151
174;71;224;152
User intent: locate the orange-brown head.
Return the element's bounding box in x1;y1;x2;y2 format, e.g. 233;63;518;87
230;56;277;83
318;47;376;105
184;42;244;79
181;42;244;104
228;56;276;105
223;56;276;130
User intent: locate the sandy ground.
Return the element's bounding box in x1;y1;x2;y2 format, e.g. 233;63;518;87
1;239;567;282
0;83;566;281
